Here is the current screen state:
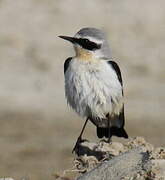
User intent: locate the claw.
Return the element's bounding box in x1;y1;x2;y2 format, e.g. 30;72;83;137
100;138;112;144
107;138;112;143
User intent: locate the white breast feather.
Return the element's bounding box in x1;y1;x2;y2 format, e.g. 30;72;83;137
64;59;123;119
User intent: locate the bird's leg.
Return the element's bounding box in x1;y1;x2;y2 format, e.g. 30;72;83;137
107;118;111;143
72;118;89;153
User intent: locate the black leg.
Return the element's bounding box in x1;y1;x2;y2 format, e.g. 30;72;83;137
107;119;111;143
72;118;89;153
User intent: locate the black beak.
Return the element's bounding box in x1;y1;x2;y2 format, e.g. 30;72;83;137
58;36;77;44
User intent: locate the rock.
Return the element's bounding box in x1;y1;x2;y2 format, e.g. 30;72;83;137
60;137;165;180
76;148;151;180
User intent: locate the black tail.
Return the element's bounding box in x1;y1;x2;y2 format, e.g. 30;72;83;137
97;126;128;139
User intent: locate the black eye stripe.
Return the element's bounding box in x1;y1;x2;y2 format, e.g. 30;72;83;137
76;38;101;51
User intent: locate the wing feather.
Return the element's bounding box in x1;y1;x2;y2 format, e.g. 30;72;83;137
107;60;125;128
64;57;72;74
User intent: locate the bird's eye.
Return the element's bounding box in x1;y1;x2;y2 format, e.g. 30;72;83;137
78;38;101;51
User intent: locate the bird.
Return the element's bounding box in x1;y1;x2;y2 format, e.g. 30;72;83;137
59;27;128;153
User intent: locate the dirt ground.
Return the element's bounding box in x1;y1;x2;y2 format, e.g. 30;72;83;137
0;0;164;180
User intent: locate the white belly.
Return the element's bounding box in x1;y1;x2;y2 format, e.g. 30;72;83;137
64;59;123;119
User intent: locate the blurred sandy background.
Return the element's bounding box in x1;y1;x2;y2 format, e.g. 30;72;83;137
0;0;164;179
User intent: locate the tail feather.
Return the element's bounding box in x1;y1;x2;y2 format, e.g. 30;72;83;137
97;127;128;139
110;126;128;138
97;127;108;138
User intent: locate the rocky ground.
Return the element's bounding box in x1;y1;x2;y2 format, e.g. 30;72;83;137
55;137;165;180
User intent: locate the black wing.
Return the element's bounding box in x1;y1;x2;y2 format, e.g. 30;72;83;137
64;57;72;74
108;60;125;128
107;60;123;86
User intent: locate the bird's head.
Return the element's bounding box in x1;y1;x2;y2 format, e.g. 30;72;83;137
59;27;111;61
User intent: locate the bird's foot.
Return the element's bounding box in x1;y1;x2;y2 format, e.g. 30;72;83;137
107;137;112;143
72;137;88;154
100;138;112;144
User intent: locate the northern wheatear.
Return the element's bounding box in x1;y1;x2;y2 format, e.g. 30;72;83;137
59;27;128;153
